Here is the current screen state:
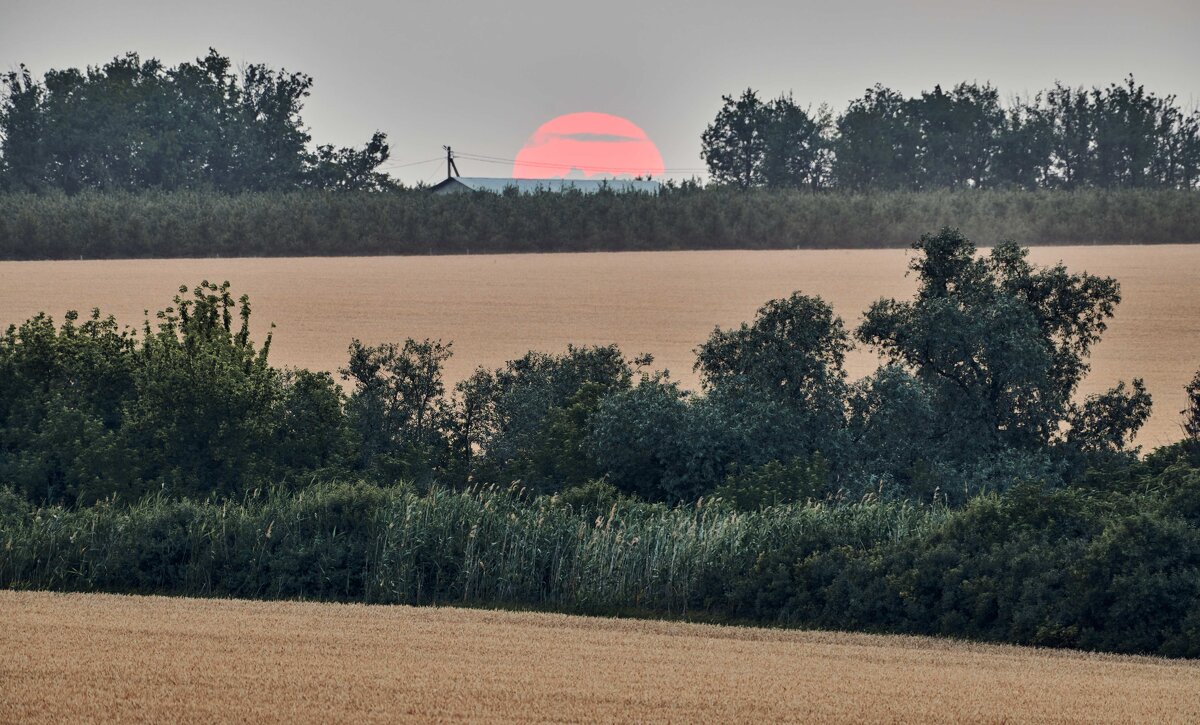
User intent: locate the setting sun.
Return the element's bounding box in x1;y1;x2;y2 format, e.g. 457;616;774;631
512;112;665;179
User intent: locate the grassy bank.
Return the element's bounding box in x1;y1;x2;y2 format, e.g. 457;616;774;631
1;188;1197;259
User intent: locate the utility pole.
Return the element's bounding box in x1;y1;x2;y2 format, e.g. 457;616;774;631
443;146;460;179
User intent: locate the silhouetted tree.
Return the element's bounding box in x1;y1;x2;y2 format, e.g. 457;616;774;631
760;95;832;190
700;89;768;189
914;83;1006;188
1185;371;1200;441
704;76;1200;192
832;85;920;190
0;50;393;192
858;228;1147;457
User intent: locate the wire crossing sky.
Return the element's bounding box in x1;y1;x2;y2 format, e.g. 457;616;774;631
4;0;1198;185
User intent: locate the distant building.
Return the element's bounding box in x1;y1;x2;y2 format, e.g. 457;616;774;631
430;177;661;195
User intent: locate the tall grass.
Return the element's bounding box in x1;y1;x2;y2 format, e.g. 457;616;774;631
0;188;1197;260
0;482;938;616
5;478;1200;656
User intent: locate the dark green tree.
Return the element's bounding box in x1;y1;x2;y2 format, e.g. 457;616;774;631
0;66;45;191
1066;380;1153;452
1043;82;1097;189
832;85;921;190
341;338;453;479
700;89;769;189
695;292;849;423
452;345;637;492
0;309;136;503
587;374;691;501
914;83;1006;188
0;50;392;192
1185;370;1200;441
994;94;1053;188
122;282;283;497
760;95;831;189
589;294;853;504
307;132;397;191
857;228;1147;458
0;281;346;504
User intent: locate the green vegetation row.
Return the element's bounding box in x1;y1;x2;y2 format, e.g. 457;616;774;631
2;189;1199;260
3;229;1177;510
5;227;1200;657
3;450;1200;658
703;79;1200;191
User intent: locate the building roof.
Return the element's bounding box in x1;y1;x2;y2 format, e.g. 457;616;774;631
430;177;661;195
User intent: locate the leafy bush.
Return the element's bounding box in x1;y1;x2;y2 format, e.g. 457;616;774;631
712;454;830;510
0;282;347;504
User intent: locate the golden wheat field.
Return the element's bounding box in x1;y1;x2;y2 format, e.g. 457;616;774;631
0;245;1196;446
1;591;1198;724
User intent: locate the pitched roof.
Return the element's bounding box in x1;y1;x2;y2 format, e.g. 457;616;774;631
431;177;661;194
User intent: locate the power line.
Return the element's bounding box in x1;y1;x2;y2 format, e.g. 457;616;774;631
452;150;707;174
418;167;445;186
378;156;444;171
457;151;707;173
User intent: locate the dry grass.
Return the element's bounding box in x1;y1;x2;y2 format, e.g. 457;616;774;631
1;591;1198;724
0;245;1195;445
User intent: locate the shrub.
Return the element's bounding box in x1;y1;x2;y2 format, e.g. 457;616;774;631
712;454;830;510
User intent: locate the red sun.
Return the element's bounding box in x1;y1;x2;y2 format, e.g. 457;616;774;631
513;112;665;179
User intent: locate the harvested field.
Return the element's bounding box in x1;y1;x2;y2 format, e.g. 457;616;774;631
1;591;1198;723
0;245;1196;446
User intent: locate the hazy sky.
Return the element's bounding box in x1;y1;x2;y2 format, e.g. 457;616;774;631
4;0;1198;184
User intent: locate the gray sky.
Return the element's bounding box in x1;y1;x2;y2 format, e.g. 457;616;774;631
4;0;1198;184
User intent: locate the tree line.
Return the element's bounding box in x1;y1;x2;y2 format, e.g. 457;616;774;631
1;229;1184;508
702;79;1200;191
3;50;1199;197
0;50;395;193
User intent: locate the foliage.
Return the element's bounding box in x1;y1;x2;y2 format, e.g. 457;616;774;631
586;374;692;501
695;292;848;417
0;188;1198;260
707;77;1200;191
700;89;766;190
1184;369;1200;441
833;84;922;191
552;478;632;515
857;228;1147;471
1066;380;1153;453
457;345;639;493
340;338;453;482
0;282;346;505
0;50;393;193
3;459;1200;657
711;453;830;510
0;230;1162;507
1;235;1196;657
701;90;831;189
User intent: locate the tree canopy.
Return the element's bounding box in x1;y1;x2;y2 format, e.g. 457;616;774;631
704;78;1200;191
0;50;395;193
0;230;1169;508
